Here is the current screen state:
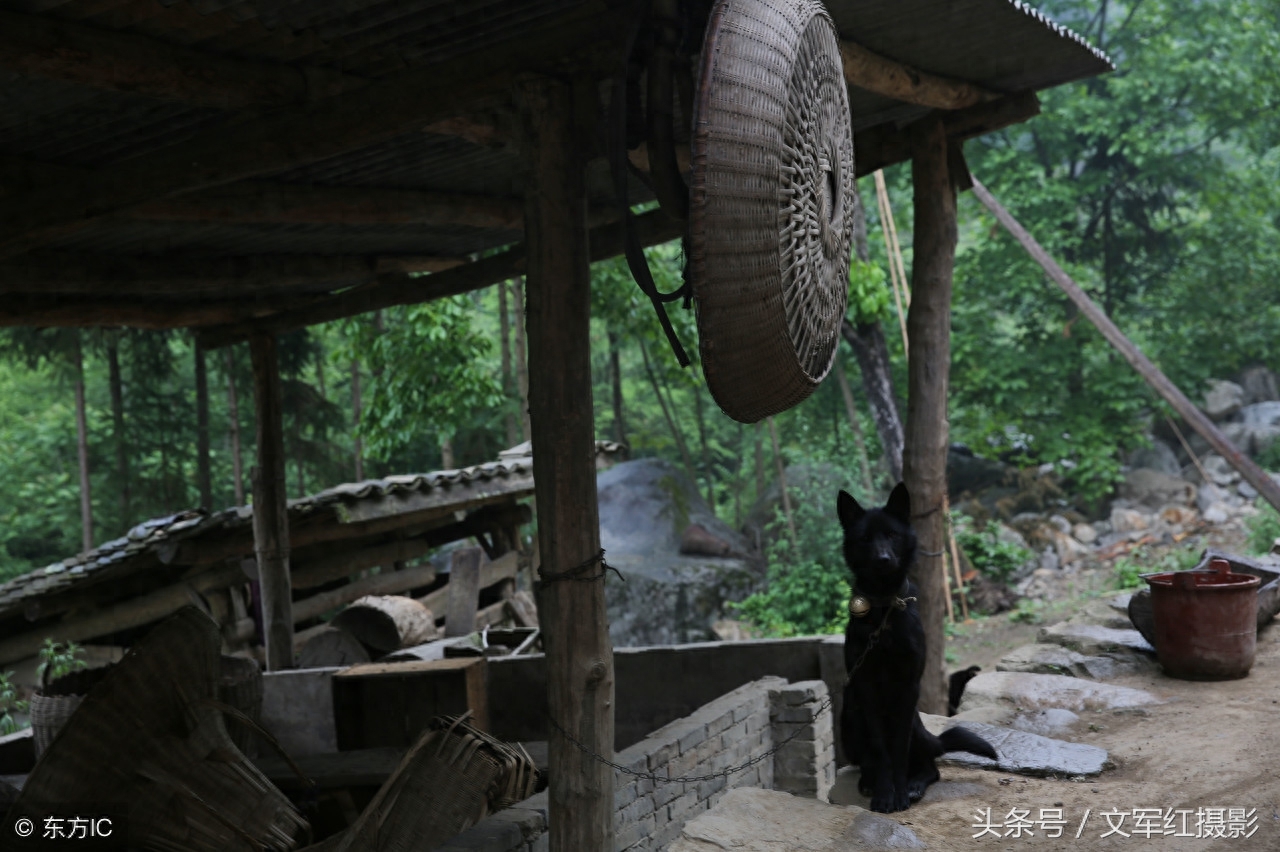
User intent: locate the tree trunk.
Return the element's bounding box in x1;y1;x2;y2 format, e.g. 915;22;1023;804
107;334;129;527
224;347;245;505
767;417;797;542
499;279;518;447
640;340;698;487
351;360;364;481
833;357;876;494
903;117;957;716
72;333;92;553
693;385;714;513
249;333;294;671
513;277;532;443
520;75;613;852
845;184;905;482
441;436;455;469
194;337;213;510
607;329;626;446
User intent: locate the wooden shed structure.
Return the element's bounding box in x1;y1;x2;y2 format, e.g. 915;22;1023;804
0;0;1109;846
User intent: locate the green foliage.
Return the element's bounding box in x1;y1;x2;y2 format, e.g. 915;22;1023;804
1112;546;1201;590
1008;598;1046;624
1246;502;1280;555
847;259;891;326
953;515;1033;585
0;672;27;736
37;639;87;686
1256;440;1280;473
732;468;859;637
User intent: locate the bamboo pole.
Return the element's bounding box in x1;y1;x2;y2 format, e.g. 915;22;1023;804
944;494;969;620
874;170;911;355
833;358;876;494
972;178;1280;516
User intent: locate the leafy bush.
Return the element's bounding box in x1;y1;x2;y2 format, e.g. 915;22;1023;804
0;672;27;735
953;515;1033;585
37;639;87;686
1246;501;1280;555
1113;546;1201;590
732;469;859;637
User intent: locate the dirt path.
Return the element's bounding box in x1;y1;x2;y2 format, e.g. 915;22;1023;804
854;611;1280;850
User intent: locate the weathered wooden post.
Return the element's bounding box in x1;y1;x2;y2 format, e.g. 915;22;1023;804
519;75;614;850
249;332;294;671
903;115;956;715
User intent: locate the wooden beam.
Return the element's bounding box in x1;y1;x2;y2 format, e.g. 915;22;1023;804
854;91;1040;178
971;178;1280;516
249;333;294;671
196;207;683;346
0;2;625;259
0;7;362;109
291;562;439;625
520;76;614;851
840;40;996;110
902;115;957;717
130;182;524;231
0;292;334;330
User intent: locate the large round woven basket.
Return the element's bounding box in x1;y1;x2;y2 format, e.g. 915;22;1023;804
689;0;855;423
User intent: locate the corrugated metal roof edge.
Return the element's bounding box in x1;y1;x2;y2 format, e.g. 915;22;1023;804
1008;0;1115;70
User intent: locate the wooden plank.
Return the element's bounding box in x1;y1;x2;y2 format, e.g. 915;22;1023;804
250;333;294;671
520;76;613;851
0;7;362;109
197;206;682;346
972;178;1280;516
292;563;439;624
332;657;489;749
840;39;994;110
415;551;519;617
444;548;484;637
0;2;626;259
902;115;957;716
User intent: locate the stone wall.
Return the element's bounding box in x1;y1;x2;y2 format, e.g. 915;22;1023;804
435;677;836;852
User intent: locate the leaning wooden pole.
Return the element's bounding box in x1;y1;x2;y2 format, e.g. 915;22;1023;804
902;116;955;715
520;76;614;851
972;179;1280;516
249;332;295;671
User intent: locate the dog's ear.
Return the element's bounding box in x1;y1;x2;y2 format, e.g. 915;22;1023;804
836;489;865;527
885;482;911;523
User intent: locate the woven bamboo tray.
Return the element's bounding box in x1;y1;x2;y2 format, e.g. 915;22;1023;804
689;0;855;423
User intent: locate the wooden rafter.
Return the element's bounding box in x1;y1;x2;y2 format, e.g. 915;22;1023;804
0;7;363;109
840;39;998;110
0;1;625;260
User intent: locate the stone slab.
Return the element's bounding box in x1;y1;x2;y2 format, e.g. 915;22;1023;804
1037;621;1156;656
669;787;923;852
920;713;1109;777
997;643;1158;680
959;671;1161;714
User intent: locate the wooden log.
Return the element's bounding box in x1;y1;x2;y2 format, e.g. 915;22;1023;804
250;333;294;671
292;563;439;624
297;626;372;669
839;39;994;110
902;115;956;716
971;179;1280;516
520;75;614;851
505;591;540;629
444;548;484;638
330;595;439;653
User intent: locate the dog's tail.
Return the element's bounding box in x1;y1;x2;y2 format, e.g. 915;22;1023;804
935;726;998;761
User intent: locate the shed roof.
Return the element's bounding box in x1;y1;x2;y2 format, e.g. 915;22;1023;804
0;0;1110;337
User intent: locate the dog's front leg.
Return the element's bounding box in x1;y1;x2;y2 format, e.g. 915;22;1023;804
850;681;897;812
885;698;915;812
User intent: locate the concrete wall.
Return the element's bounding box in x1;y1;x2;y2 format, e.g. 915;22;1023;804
436;677;837;852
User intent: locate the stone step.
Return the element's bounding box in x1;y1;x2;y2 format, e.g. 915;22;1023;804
959;671;1162;714
921;713;1109;777
1037;621;1155;656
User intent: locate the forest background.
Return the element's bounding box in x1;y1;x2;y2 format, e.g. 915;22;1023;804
2;0;1278;593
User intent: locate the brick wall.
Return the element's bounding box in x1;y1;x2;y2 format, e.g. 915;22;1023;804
436;676;836;852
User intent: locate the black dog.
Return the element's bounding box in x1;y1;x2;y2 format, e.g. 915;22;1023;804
838;483;996;813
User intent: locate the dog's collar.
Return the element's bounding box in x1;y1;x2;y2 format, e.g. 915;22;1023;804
848;580;914;618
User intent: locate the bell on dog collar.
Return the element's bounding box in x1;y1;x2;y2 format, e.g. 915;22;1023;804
848;595;871;617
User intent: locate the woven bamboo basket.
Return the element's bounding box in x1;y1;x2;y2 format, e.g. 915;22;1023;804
13;608;308;852
30;664;114;759
333;714;538;852
689;0;855;423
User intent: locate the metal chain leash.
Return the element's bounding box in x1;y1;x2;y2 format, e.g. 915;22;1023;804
547;602;906;786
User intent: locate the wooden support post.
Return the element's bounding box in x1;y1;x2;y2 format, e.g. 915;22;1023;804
445;547;483;637
520;75;613;852
249;333;294;671
902;116;956;715
972;179;1280;516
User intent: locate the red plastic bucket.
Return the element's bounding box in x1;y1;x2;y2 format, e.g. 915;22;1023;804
1144;558;1260;680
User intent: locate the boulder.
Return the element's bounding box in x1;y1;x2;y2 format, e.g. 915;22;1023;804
598;459;762;647
670;788;923;852
1007;708;1081;738
947;444;1009;498
1200;453;1240;487
1241;401;1280;457
1119;468;1195;509
1110;506;1152;533
1238;366;1279;406
1036;622;1156;657
958;671;1162;714
1127;439;1181;477
1072;523;1098;545
1204;379;1245;420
